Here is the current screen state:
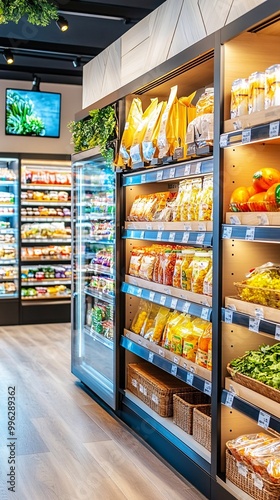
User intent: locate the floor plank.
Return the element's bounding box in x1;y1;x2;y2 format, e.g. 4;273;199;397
0;323;207;500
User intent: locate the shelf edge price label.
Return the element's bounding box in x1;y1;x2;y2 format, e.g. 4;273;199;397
242;129;251;144
269;121;279;138
169;167;176;179
173;356;179;365
245;227;255;241
170;297;178;309
127;284;134;295
258;410;270;430
222;226;232;239
201;307;209;320
160;295;166;306
224;309;233;324
186;371;194;386
171;364;178;377
140;230;145;239
220;133;228;147
249;316;260;333
156;170;163;181
182;232;190;243
253;475;263;491
169;231;176;242
136;288;142;298
128;176;133;184
224;391;235;408
182;301;191;313
184;165;191;176
149;291;155;302
203;380;211;396
275;324;280;340
141;174;146;183
156;231;162;241
196;233;205;245
158;348;165;358
148;351;154;363
195;162;201;174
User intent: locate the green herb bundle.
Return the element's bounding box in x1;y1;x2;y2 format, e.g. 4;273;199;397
230;343;280;389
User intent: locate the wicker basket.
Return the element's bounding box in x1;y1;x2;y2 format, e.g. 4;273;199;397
127;362;195;417
234;282;280;309
192;405;211;451
227;364;280;405
173;392;211;434
226;449;280;500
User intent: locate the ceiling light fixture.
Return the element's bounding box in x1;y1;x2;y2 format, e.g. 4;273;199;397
59;10;125;22
72;57;81;68
32;74;41;91
56;16;69;32
3;49;14;64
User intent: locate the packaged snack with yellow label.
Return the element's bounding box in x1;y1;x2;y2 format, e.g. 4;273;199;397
130;299;151;335
181;248;195;290
195;322;212;369
198;175;213;221
142;100;165;162
144;306;170;343
191;250;212;294
130;98;158;164
157;86;177;159
117;98;143;167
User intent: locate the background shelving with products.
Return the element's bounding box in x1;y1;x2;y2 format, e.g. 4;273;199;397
20;157;72;323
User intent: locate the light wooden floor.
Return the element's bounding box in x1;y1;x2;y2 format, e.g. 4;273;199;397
0;323;207;500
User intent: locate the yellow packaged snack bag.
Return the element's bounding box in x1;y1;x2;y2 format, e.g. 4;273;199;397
172;180;187;221
181;248;195;290
180;179;193;221
195;322;212;369
138;250;156;281
141;303;160;337
182;327;201;362
172;251;183;288
188;178;202;221
142;100;164;162
196;88;214;116
128;247;145;277
130;98;158;164
203;266;212;296
130;299;151;334
198;176;213;221
144;306;170;343
171;314;193;356
191;250;212;294
157;86;178;159
117;98;143;167
162;311;186;350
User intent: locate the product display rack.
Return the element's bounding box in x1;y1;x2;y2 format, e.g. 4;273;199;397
20;156;72;324
0;155;20;325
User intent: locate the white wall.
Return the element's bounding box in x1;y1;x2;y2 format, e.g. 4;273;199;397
0;80;82;155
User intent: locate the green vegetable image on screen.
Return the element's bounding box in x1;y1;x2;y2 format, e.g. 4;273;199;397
6;89;45;136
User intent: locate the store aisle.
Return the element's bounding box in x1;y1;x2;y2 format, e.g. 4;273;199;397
0;323;207;500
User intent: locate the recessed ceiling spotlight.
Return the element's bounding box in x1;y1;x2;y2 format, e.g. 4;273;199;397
32;75;41;91
3;49;14;64
72;57;81;68
56;16;69;32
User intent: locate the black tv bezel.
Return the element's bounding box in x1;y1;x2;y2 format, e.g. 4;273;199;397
5;88;62;139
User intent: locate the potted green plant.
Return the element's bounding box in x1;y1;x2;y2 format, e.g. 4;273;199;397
0;0;58;26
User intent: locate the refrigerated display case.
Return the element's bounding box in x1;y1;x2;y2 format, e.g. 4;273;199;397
20;157;72;324
0;156;19;325
71;148;120;409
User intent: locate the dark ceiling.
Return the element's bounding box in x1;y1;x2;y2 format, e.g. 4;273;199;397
0;0;166;86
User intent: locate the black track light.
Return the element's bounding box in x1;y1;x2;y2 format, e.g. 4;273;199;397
56;16;69;32
32;75;41;91
72;57;81;68
3;49;14;65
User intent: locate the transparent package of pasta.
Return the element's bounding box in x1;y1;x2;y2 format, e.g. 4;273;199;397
191;250;212;294
157;86;178;159
181;248;195;291
138;250;156;281
130;299;151;335
180;179;193;222
198;176;213;221
142;100;165;162
130;98;158;164
230;78;249;118
117;98;143;167
188;178;202;221
162;311;186;350
145;306;170;343
128;247;145;277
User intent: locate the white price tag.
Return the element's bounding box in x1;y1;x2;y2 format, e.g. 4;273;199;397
186;372;194;386
245;227;255;240
171;364;178;377
146;223;152;230
169;232;176;242
255;307;264;320
275;325;280;340
137;337;142;345
258;410;270;430
204;381;211;396
152;394;159;404
169;167;176;179
257;214;269;226
157;231;162;241
160;295;166;306
249;317;260;333
269;121;279;138
184;223;192;231
182;232;190;243
140;230;145;239
183;302;191;313
223;226;233;239
195;162;201;174
198;223;206;231
201;307;209;320
136;288;142;298
237;463;248;477
196;233;205;245
220;133;228;147
184;165;191;176
163;287;171;295
224;392;235;408
139;383;144;393
128;177;133;184
158;348;165;358
242;129;251;144
253;475;264;491
173;356;179;365
141;174;146;183
127;285;134;295
171;298;178;309
224;309;233;324
156;170;163;181
149;291;155;301
148;351;154;363
229;215;241;225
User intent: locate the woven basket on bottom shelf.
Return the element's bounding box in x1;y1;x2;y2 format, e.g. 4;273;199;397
173;392;211;434
226;449;280;500
127;362;195;417
192;405;211;451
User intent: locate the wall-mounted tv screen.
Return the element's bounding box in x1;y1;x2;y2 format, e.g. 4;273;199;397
5;88;61;138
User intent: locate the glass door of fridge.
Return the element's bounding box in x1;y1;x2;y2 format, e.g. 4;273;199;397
71;152;117;409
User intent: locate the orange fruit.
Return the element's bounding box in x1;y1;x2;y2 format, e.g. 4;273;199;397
247;185;262;197
252;168;280;191
230;186;250;204
264;182;280;203
248;191;267;211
